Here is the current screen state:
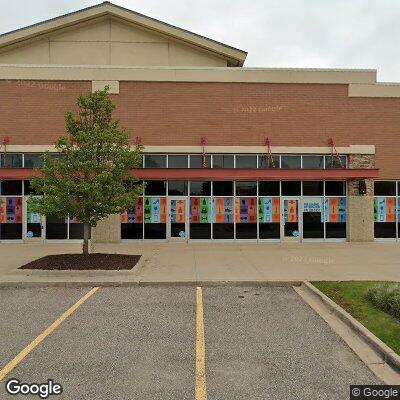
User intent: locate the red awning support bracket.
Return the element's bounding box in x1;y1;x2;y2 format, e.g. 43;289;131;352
327;137;345;168
201;137;208;167
265;137;276;168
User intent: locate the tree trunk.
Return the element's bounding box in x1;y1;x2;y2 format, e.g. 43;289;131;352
83;222;91;255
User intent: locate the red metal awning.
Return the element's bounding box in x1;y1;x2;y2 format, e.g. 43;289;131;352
0;168;379;180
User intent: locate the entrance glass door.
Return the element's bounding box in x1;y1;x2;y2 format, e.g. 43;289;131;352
168;198;188;240
24;197;44;242
282;198;301;241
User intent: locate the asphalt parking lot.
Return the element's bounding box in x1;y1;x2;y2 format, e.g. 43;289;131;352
0;286;380;399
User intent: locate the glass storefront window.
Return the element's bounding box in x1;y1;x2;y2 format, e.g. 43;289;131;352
189;155;211;168
1;180;22;196
0;197;23;240
213;181;233;196
46;215;68;239
258;197;280;239
145;181;166;195
325;155;347;169
302;197;324;238
190;197;211;239
168;155;188;168
374;181;396;196
190;181;211;196
235;181;257;196
121;198;144;239
144;197;167;239
235;197;257;239
374;197;396;238
258;155;280;169
302;156;324;169
212;155;234;168
302;181;323;196
325;197;347;238
235;155;257;168
281;156;301;169
24;154;44;168
213;197;234;239
258;181;280;196
168;181;188;196
281;181;301;196
0;153;23;168
325;181;346;196
144;155;167;168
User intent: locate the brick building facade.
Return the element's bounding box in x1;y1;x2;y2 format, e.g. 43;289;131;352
0;2;399;243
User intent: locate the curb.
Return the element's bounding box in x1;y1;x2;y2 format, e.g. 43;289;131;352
0;280;303;288
302;281;400;374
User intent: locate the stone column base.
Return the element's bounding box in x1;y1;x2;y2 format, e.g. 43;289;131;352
347;195;374;242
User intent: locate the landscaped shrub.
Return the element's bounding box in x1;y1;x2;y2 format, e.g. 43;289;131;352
366;283;400;320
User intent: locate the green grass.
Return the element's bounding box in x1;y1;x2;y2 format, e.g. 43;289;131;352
312;281;400;356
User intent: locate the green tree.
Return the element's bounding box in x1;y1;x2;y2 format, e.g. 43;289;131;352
29;87;143;254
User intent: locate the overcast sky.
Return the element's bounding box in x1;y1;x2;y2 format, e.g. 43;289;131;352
1;0;399;82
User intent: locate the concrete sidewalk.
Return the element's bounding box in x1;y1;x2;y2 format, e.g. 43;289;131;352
0;241;399;285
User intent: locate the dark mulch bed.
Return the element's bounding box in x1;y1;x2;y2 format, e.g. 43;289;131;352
19;253;141;271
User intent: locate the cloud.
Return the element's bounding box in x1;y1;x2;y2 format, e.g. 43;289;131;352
0;0;399;81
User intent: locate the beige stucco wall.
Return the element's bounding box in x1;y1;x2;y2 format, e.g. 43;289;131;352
0;17;227;67
91;214;121;243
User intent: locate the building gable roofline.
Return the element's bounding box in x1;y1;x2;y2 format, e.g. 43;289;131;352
0;1;247;67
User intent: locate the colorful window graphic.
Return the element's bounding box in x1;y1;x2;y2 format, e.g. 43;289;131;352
190;197;210;223
374;197;395;223
258;197;280;223
284;200;298;223
121;198;144;223
324;197;346;223
144;197;167;223
26;201;41;224
213;197;233;223
0;197;23;223
235;197;257;223
170;199;185;223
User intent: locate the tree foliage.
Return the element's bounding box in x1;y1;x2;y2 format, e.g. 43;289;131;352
29;87;143;252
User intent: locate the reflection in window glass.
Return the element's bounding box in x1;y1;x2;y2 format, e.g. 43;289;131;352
235;155;257;168
302;156;324;169
325;155;347;169
168;155;188;168
144;155;166;168
212;155;234;168
0;153;23;168
190;181;211;196
190;155;211;168
235;181;257;196
24;154;44;168
168;181;188;196
258;155;280;168
281;156;301;169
